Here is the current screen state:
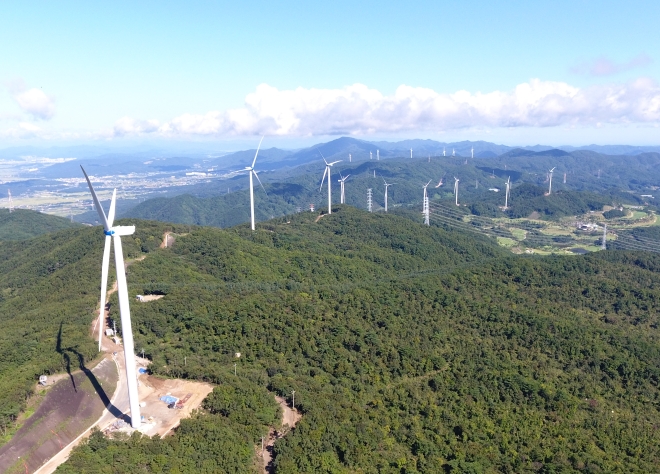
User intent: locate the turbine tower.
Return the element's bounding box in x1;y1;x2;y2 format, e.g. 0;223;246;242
454;177;460;206
601;224;607;250
370;151;373;160
410;148;413;159
471;146;474;159
422;180;431;226
245;137;267;230
320;155;341;214
349;153;352;163
548;167;556;195
383;178;394;212
82;167;141;429
7;189;13;213
452;148;455;157
338;173;350;204
377;150;379;161
443;147;446;157
504;176;511;210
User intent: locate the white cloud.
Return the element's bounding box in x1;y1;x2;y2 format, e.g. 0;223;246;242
8;81;56;120
571;54;652;77
1;122;43;139
113;116;160;136
135;79;660;137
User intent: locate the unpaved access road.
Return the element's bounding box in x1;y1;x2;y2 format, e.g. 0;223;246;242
261;396;303;473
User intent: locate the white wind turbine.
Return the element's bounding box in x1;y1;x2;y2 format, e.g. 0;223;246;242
471;146;474;159
504;176;511;210
547;167;556;195
410;148;413;159
383;178;394;212
454;177;460;206
338;173;350;204
452;148;455;157
443;147;446;157
81;167;141;429
422;180;431;225
245;137;267;230
320;155;342;214
349;153;352;163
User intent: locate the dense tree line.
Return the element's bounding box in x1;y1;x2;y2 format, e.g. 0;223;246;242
3;206;660;472
58;207;660;472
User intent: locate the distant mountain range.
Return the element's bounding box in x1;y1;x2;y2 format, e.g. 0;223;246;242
3;138;660;183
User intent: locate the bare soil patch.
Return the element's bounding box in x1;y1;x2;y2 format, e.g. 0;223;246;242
127;376;213;438
0;358;117;474
138;294;163;302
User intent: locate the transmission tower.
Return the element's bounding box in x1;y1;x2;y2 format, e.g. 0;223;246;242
8;189;13;213
601;224;607;250
367;189;373;212
423;196;430;226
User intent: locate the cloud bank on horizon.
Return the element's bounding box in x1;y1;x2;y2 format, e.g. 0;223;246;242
114;78;660;139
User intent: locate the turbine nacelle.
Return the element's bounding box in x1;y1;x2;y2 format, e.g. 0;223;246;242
104;226;136;236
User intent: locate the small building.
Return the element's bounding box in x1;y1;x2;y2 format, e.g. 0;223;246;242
105;328;115;336
39;375;48;386
136;295;145;302
235;352;241;358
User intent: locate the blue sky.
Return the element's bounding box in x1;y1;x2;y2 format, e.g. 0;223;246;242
1;0;659;148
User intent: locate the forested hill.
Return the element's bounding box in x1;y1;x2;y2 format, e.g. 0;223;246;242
48;207;660;473
123;153;647;229
0;209;80;241
3;207;660;472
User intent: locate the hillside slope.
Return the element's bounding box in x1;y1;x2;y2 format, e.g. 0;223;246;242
53;207;660;473
0;209;80;241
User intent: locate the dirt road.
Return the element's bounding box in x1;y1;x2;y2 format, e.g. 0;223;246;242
261;396;302;473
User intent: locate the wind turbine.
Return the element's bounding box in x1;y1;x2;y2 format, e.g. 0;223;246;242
410;148;413;159
338;173;350;204
454;177;460;206
320;155;341;214
452;148;455;157
81;167;141;429
422;180;431;225
547;167;556;195
349;153;352;163
443;147;446;157
383;178;394;212
504;176;511;210
471;146;474;159
377;150;379;161
245;137;267;230
370;151;373;160
435;173;446;188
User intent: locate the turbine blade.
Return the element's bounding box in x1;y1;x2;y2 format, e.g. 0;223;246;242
251;136;265;169
81;166;110;230
344;174;350;180
320;167;328;191
329;160;342;166
318;149;328;165
97;234;112;351
107;189;117;227
253;170;267;195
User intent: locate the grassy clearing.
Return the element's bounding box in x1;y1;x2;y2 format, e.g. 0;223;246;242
497;237;517;248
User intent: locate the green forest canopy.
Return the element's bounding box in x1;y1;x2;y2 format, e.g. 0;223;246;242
1;206;660;472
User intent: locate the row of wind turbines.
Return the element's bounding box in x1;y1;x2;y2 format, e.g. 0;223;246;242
243;139;559;229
